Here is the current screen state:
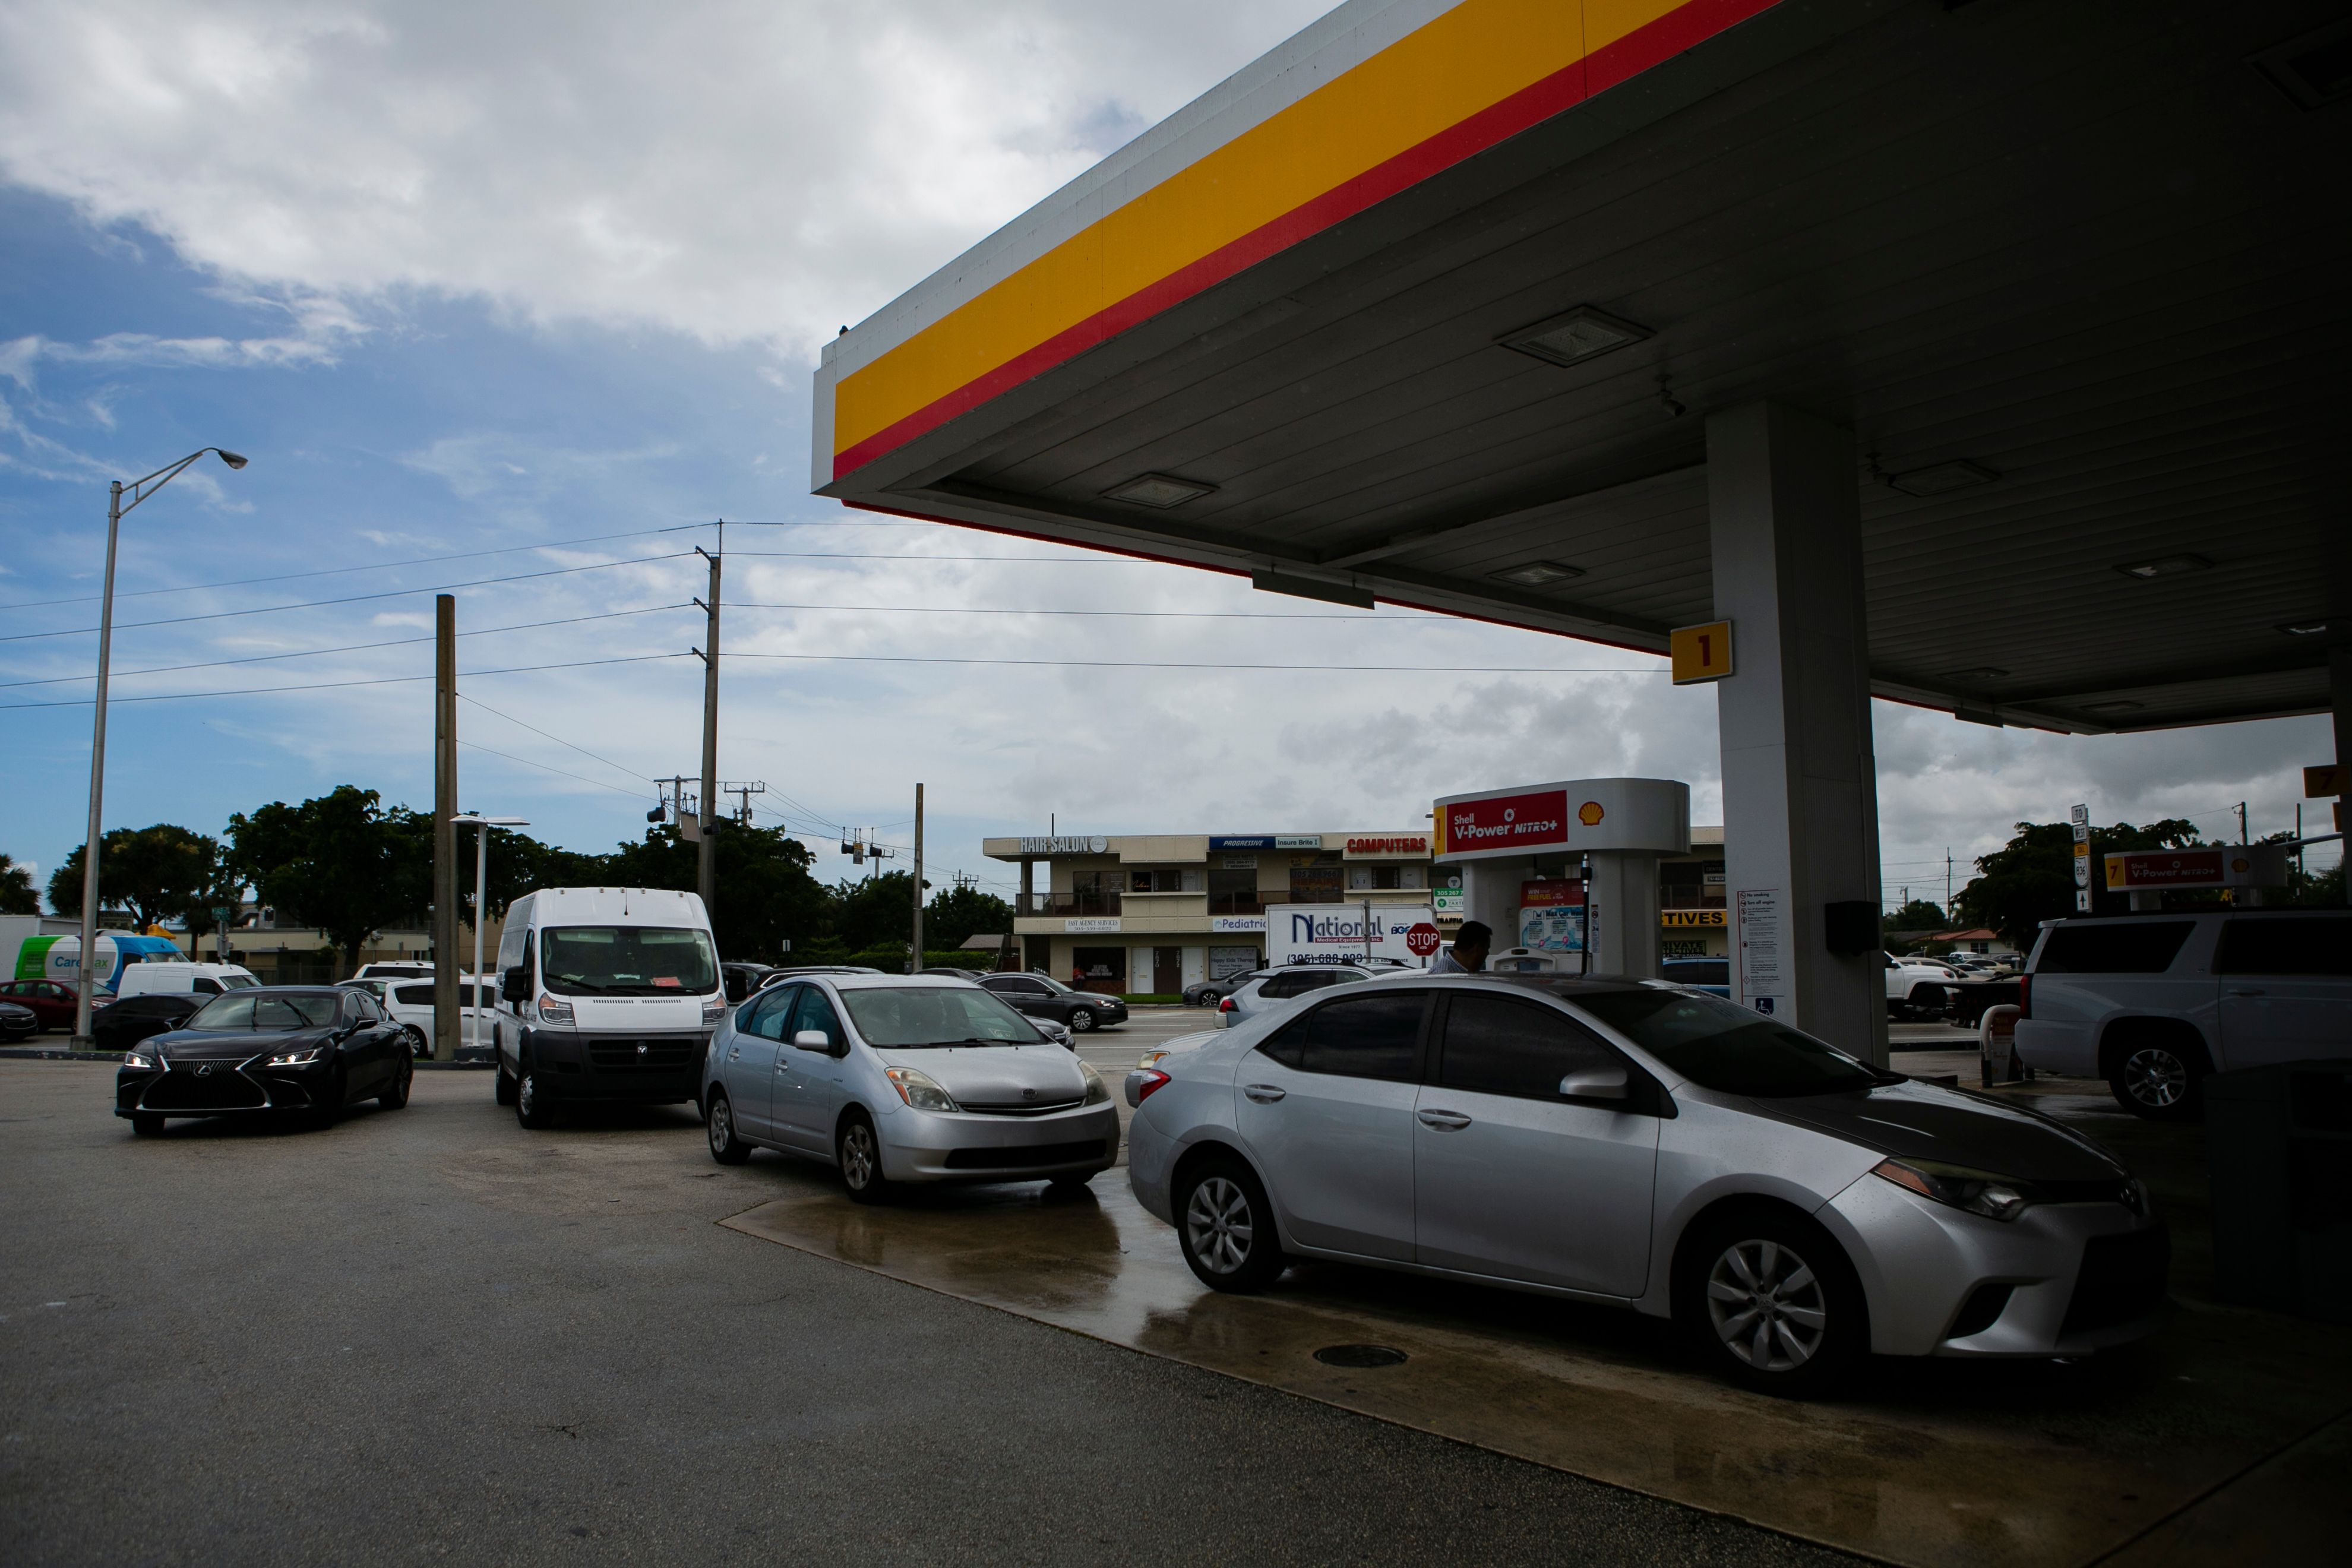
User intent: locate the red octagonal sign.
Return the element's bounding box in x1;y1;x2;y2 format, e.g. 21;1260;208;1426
1405;922;1442;957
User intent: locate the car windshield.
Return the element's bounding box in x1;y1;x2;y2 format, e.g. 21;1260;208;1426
839;986;1047;1048
1572;988;1883;1098
542;927;718;995
185;992;342;1032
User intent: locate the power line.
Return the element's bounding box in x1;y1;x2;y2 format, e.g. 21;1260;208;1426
456;691;657;798
456;738;652;801
0;553;697;644
0;652;690;710
0;603;691;690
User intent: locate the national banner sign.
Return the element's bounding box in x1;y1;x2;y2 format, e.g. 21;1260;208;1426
1264;903;1436;966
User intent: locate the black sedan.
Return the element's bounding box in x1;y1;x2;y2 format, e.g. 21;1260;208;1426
1181;970;1264;1007
975;972;1128;1032
93;993;204;1053
0;999;36;1042
115;987;413;1136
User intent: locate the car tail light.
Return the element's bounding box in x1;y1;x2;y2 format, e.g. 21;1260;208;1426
1218;995;1235;1013
2016;973;2031;1020
1134;1069;1170;1104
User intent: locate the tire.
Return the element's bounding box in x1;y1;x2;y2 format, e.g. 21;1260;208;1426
379;1048;413;1110
495;1063;518;1106
1906;984;1946;1018
706;1090;750;1165
310;1068;346;1131
1678;1208;1866;1398
515;1063;558;1129
400;1025;429;1061
2110;1036;2205;1121
1175;1156;1285;1292
836;1111;890;1203
131;1114;164;1137
1068;1008;1096;1033
1048;1171;1095;1193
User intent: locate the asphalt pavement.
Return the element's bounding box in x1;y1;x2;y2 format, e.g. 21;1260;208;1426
0;1058;1848;1567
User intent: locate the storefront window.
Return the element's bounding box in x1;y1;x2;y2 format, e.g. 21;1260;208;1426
1208;868;1260;913
1289;855;1344;904
1071;946;1127;990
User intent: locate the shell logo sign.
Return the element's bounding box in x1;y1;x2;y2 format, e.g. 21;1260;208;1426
1578;801;1605;826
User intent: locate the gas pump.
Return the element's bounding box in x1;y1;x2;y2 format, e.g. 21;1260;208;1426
1431;778;1692;979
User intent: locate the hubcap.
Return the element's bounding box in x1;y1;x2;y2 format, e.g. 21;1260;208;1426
2123;1048;2187;1108
1184;1176;1254;1275
842;1125;875;1188
518;1074;535;1115
1706;1239;1827;1372
709;1101;731;1152
1071;1010;1093;1032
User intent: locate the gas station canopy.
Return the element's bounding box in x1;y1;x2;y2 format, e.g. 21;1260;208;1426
814;0;2348;735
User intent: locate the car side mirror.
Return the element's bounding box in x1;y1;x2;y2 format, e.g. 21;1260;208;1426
792;1029;831;1054
501;967;528;1003
1560;1065;1629;1101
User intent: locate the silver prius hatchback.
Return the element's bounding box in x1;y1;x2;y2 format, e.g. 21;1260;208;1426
702;973;1118;1199
1124;975;2166;1396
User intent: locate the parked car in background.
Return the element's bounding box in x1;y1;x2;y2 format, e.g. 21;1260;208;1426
0;978;78;1031
1219;965;1382;1026
1126;973;2166;1396
976;972;1128;1032
721;962;776;1003
372;976;494;1060
1883;953;1962;1019
351;961;433;983
93;993;204;1054
115;986;414;1135
754;966;885;991
0;999;36;1042
2015;909;2352;1121
1184;970;1265;1007
1660;957;1731;997
703;972;1117;1197
115;962;260;1001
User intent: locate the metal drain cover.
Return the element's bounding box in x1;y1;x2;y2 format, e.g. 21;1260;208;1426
1313;1343;1408;1368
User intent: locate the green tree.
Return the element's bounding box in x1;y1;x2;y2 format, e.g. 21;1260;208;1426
1954;818;2205;949
178;839;249;954
833;870;919;953
0;852;38;915
44;825;218;931
602;823;834;963
227;787;422;971
1884;898;1947;932
925;883;1013;951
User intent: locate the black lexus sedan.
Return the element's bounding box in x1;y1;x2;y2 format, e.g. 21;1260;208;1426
0;999;36;1043
115;986;413;1136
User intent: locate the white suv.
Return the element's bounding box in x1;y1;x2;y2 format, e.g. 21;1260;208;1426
1881;952;1963;1019
2014;909;2352;1120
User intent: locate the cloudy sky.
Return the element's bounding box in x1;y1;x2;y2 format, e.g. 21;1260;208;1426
0;0;2335;915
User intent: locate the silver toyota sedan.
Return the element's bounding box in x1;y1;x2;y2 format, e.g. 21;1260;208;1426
1125;975;2166;1396
703;973;1118;1199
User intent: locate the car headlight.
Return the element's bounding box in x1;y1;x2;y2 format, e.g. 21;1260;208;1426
1872;1157;2034;1222
122;1051;156;1070
536;993;574;1025
884;1066;959;1113
701;995;726;1025
267;1045;325;1067
1136;1049;1167;1070
1079;1060;1109;1106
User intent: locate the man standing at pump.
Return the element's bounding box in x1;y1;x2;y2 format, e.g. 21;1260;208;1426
1431;921;1491;974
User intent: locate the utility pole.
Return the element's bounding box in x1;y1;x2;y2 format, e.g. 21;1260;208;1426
2237;801;2249;845
723;781;766;825
911;783;925;973
1945;851;1953;920
433;594;460;1063
694;536;722;918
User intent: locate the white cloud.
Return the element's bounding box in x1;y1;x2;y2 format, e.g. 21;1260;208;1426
0;0;1336;359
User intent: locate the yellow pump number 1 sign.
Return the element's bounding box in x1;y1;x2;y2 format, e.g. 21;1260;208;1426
1670;621;1733;684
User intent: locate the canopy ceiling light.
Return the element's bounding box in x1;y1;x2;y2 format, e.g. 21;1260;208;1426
1102;472;1216;508
1885;459;1999;497
2113;553;2214;580
2278;618;2333;636
1488;560;1585;588
2083;699;2145;715
1948;666;2010;682
1497;305;1651;369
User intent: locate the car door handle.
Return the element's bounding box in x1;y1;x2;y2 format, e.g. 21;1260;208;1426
1242;1084;1286;1104
1417;1108;1472;1130
727;1047;741;1060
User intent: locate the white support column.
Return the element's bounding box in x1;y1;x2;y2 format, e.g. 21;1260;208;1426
1708;402;1889;1065
1587;853;1662;978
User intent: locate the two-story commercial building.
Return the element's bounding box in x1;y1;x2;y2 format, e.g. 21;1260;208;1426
986;825;1729;995
983;832;1441;995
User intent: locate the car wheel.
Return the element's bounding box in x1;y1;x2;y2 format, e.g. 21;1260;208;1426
1679;1209;1864;1398
1068;1008;1095;1033
1048;1171;1095;1193
706;1090;750;1165
1175;1157;1285;1292
1906;984;1946;1017
400;1024;429;1061
516;1063;557;1129
836;1112;890;1203
495;1063;518;1106
379;1048;413;1110
131;1114;164;1137
2111;1041;2204;1121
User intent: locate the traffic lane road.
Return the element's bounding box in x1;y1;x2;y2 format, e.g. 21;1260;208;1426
0;1063;1845;1568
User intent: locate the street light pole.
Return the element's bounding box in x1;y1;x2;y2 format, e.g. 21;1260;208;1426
453;815;529;1057
75;448;246;1044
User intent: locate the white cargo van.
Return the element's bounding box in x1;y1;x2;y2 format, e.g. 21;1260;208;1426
113;962;260;1000
490;887;723;1127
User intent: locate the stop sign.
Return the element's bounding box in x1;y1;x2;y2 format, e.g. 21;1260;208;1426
1405;922;1441;957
